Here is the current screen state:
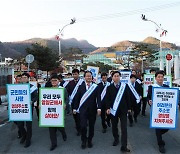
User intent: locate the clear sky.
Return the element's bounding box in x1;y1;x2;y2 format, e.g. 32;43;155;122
0;0;180;47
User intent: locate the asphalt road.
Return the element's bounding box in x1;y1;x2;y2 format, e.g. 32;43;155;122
0;106;180;154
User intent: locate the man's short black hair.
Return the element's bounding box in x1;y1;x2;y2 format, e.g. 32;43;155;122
101;72;107;78
150;69;156;73
111;71;121;77
72;69;79;74
84;70;92;77
67;73;72;76
58;74;63;79
141;73;145;77
130;74;137;79
21;72;30;78
132;70;136;73
155;70;165;77
16;74;22;78
51;74;60;80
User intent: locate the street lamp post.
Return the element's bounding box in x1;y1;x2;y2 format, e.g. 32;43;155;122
56;18;76;62
141;14;167;71
141;56;146;73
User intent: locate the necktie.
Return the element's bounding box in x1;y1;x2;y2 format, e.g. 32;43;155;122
87;83;90;89
116;84;119;89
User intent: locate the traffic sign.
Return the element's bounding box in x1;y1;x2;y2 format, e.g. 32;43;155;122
25;54;34;63
166;54;172;61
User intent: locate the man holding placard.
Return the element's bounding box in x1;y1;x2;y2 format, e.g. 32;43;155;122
17;73;38;148
147;71;179;153
40;74;68;151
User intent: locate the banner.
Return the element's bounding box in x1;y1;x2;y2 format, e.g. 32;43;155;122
150;87;179;129
120;71;131;83
87;66;99;83
39;88;64;127
143;74;154;97
7;84;32;121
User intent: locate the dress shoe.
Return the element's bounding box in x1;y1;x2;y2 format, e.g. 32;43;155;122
159;145;166;153
81;141;86;149
113;139;119;146
24;141;31;148
20;136;26;144
50;145;57;151
121;146;130;152
102;129;106;133
88;140;93;148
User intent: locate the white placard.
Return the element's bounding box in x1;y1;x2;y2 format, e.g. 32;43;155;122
7;84;32;121
150;87;179;129
39;88;65;127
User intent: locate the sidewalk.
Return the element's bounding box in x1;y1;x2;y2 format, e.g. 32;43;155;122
0;102;8;125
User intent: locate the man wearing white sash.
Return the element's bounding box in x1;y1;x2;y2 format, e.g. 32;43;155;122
105;71;131;153
73;71;101;149
127;74;142;127
97;72;111;133
66;69;83;136
147;71;169;153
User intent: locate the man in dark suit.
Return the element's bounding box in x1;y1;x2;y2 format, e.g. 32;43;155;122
97;72;111;133
128;74;142;127
107;70;114;83
73;71;101;149
66;69;83;136
105;71;131;152
18;73;38;148
147;70;169;153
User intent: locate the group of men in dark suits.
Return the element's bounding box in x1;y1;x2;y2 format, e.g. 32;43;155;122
69;70;144;152
13;69;178;154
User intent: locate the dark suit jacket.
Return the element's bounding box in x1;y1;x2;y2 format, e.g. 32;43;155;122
97;82;109;107
107;77;112;83
105;83;131;115
73;81;100;114
66;79;78;96
147;84;169;104
128;82;142;105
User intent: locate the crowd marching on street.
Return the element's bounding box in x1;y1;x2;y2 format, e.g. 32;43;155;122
2;68;180;154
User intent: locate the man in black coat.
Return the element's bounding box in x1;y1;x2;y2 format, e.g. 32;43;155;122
66;69;83;136
97;72;111;133
105;71;131;152
73;71;101;149
128;74;142;126
147;70;169;153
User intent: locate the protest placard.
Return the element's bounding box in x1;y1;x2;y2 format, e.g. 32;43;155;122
87;66;99;83
150;87;179;129
120;71;131;83
39;88;64;127
7;84;32;121
143;74;154;97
